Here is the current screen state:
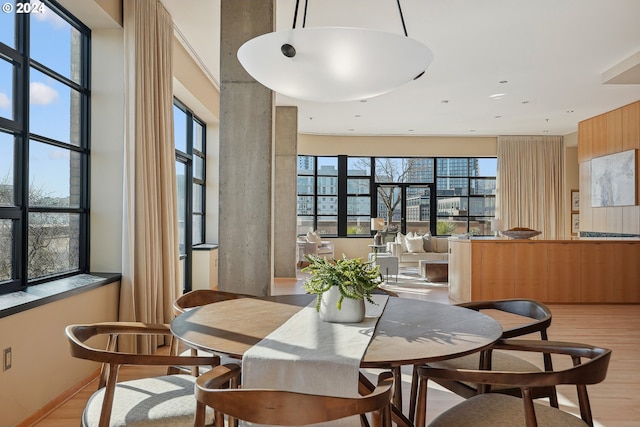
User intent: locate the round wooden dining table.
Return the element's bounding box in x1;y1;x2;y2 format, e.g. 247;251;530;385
171;294;502;426
171;294;502;367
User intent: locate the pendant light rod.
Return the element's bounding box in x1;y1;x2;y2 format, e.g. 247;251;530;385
291;0;309;29
396;0;408;37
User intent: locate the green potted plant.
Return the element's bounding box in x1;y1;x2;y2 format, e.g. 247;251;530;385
301;254;382;323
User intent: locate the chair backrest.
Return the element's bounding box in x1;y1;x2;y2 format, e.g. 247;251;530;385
66;322;220;427
416;339;612;427
173;289;253;316
194;365;394;427
457;298;552;339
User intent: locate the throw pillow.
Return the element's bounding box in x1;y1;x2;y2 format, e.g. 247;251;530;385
422;232;432;252
395;232;408;252
406;234;426;253
433;237;449;253
306;230;322;249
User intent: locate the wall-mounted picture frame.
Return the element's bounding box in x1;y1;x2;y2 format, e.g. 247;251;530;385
571;189;580;212
571;213;580;235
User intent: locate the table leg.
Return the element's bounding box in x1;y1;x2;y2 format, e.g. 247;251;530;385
359;372;413;427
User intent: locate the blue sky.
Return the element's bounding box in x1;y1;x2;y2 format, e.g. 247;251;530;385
1;3;79;201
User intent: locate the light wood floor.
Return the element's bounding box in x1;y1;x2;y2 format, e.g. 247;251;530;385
34;271;640;427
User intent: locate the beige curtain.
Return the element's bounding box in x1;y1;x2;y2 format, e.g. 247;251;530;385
120;0;179;353
497;136;565;239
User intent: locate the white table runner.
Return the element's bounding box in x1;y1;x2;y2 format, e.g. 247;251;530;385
242;294;389;426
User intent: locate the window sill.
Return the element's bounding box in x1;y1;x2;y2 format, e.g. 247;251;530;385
193;243;219;251
0;273;121;319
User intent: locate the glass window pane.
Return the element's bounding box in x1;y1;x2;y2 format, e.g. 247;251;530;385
176;161;186;255
29;67;81;145
347;216;370;235
0;58;14;121
296;216;314;236
470;178;496;195
437;196;468;216
469;196;496;217
475;158;498;177
192;214;203;245
469;217;492;236
347;196;370;216
376;158;433;183
297;156;314;175
347;178;369;195
438;158;469;176
436;217;467;235
317;196;337;215
174;105;187;153
28;212;79;279
347;157;370;175
317;157;338;175
194;155;204;179
437;177;468;196
0;2;15;48
30;4;82;84
193;120;203;151
29;140;81;208
297;176;314;195
193;183;203;213
297;196;314;215
317;176;337;195
0;219;13;282
0;132;14;206
316;216;337;235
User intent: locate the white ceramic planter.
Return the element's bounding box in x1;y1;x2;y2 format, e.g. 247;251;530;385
319;286;365;323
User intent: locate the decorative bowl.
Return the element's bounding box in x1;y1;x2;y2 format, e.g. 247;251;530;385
500;229;541;239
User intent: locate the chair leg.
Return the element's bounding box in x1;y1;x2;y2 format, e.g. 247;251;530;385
409;365;419;422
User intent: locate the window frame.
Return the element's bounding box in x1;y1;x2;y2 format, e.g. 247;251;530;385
0;0;91;295
296;155;497;238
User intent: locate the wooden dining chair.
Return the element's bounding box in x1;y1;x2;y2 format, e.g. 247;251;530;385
66;322;220;427
168;289;253;375
194;364;394;427
408;298;558;420
414;339;612;427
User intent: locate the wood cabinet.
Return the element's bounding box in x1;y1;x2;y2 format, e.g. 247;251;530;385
449;239;640;303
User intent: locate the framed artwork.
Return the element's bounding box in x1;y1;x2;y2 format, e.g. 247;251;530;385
571;189;580;212
571;213;580;235
591;149;636;207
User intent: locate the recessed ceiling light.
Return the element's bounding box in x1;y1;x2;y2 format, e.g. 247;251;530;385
499;80;508;84
348;128;355;131
408;129;414;132
543;130;549;133
308;116;313;120
441;100;449;104
360;99;368;103
522;101;530;104
355;114;361;117
566;110;574;113
494;115;502;119
469;129;476;132
489;93;505;99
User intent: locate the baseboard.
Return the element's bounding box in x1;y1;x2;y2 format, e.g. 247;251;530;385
17;368;100;427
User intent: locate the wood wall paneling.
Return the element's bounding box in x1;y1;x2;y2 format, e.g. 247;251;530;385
613;243;640;302
607;108;624;154
547;242;582;303
591;113;608;158
475;243;515;300
622;101;640;151
514;242;547;300
578;119;592;162
580;243;616;303
579;161;592;231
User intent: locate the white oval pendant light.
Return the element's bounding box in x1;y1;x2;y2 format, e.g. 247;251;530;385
238;26;432;102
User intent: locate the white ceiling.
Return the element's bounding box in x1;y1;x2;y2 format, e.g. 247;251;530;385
162;0;640;137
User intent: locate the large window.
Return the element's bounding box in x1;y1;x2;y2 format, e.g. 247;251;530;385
174;99;206;291
0;1;90;295
297;156;496;237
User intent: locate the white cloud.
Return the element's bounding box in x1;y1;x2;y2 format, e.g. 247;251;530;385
32;3;67;28
0;93;9;109
30;82;59;105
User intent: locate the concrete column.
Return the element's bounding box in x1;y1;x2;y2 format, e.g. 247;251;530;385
219;0;274;296
274;106;298;278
